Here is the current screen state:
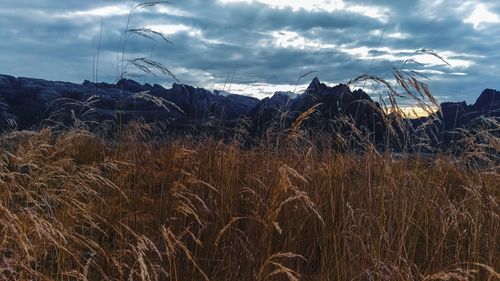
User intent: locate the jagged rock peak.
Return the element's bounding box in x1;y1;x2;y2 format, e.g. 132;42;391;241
475;88;500;108
306;77;323;92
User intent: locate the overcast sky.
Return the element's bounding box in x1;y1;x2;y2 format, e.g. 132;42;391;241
1;0;499;102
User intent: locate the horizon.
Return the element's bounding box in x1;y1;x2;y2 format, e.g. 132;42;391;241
1;0;500;103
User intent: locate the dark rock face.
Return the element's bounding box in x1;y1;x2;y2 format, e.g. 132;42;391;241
249;77;386;144
0;74;258;131
474;89;500;109
437;89;500;132
163;84;258;120
440;102;468;130
0;73;498;153
411;89;500;151
249;91;298;134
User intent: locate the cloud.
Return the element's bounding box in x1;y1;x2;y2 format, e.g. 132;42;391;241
0;0;499;103
464;3;500;29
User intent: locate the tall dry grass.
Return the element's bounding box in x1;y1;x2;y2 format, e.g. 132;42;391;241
0;123;498;280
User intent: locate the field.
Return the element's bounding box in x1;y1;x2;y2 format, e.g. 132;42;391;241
0;123;498;280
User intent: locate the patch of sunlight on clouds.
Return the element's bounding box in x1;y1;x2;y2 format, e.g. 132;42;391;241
465;3;500;29
413;52;474;69
147;25;227;45
412;69;446;75
265;30;337;49
218;0;387;20
64;5;130;18
346;5;388;20
339;46;413;61
341;47;476;70
411;69;465;76
147;24;201;36
410;69;467;77
155;6;193;17
218;0;345;12
385;32;410;39
65;3;190;19
341;46;371;58
170;67;216;83
210;82;312;99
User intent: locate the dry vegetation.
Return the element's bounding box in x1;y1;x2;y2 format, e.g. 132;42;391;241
0;123;498;280
1;0;497;279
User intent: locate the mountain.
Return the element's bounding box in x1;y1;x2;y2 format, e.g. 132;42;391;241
0;74;259;130
249;77;386;143
0;74;498;151
439;88;500;130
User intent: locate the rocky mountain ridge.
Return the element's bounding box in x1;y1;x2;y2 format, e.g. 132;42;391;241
0;74;498;152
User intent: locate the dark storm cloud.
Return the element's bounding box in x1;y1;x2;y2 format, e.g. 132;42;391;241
0;0;499;102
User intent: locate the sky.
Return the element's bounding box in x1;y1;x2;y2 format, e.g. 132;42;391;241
1;0;499;103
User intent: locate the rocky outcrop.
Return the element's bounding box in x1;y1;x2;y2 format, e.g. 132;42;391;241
163;83;258;120
408;89;500;152
439;89;500;128
249;77;386;144
474;89;500;110
0;74;498;152
0;74;258;131
438;90;499;131
249;91;298;133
